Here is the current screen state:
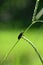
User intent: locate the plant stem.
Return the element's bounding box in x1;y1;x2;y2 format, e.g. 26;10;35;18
22;35;43;64
24;0;40;34
0;40;19;65
32;0;40;22
24;23;33;34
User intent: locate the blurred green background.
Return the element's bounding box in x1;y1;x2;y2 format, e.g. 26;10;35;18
0;0;43;65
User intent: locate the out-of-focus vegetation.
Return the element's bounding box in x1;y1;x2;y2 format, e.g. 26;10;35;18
0;0;43;28
0;0;43;65
0;0;36;29
0;23;43;65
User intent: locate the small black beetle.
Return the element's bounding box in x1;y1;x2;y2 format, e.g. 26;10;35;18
18;32;23;40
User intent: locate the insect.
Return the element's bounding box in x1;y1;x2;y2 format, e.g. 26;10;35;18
1;0;43;65
18;32;23;40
